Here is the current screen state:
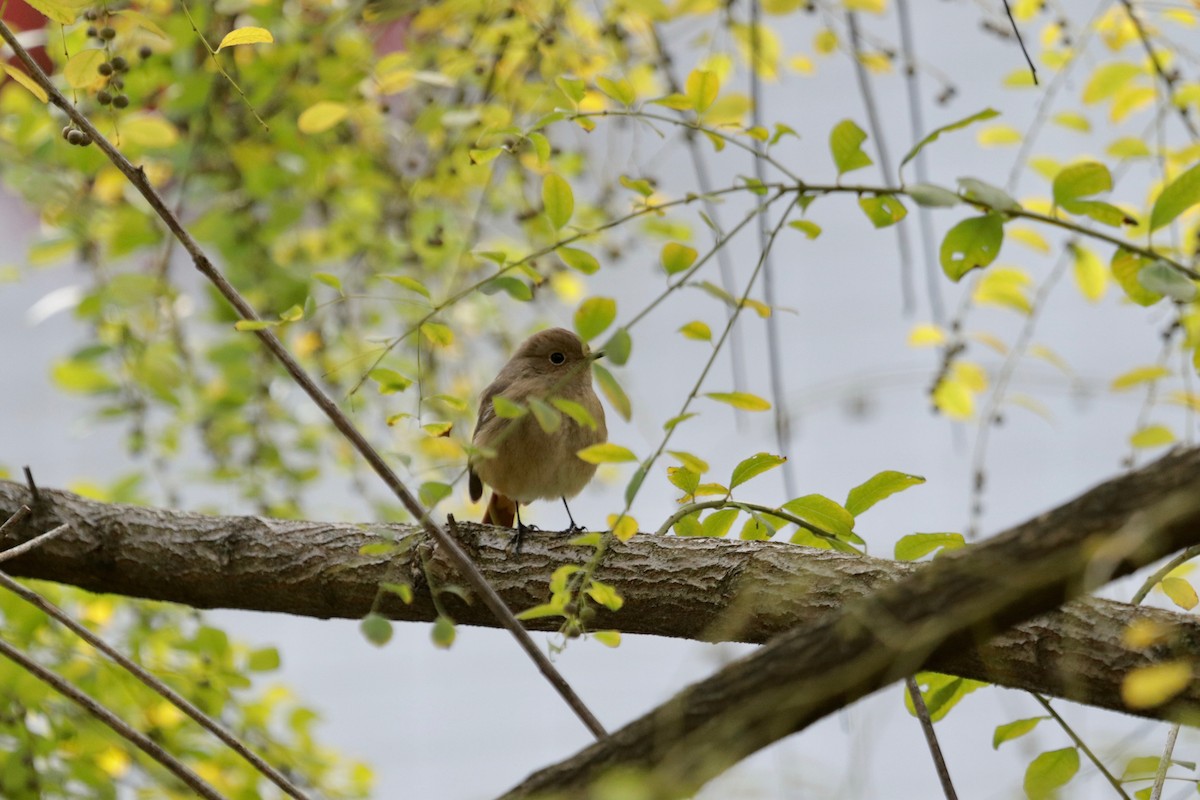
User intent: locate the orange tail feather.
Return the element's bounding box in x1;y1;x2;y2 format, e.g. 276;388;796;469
482;492;517;527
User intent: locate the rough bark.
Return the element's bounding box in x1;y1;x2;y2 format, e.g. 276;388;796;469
2;458;1199;742
501;446;1200;799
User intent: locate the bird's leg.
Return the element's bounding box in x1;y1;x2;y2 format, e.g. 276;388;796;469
561;497;585;535
512;504;539;555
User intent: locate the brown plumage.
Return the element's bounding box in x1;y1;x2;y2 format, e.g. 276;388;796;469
468;328;607;546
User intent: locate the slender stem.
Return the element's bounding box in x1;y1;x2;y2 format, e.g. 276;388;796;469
1131;545;1200;605
1001;0;1038;85
750;0;796;496
1033;694;1131;800
0;523;70;563
651;498;849;547
178;0;269;130
1117;0;1199;140
0;636;228;800
0;505;30;536
0;570;312;798
0;19;606;742
905;676;958;800
1149;723;1179;800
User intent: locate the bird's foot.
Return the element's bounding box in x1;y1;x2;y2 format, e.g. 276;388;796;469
511;521;540;555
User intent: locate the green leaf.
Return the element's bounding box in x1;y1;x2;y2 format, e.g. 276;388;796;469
1150;161;1200;232
576;443;637;464
858;194;908;228
381;274;432;299
431;616;456;649
907;183;961;208
673;511;703;537
1111;249;1163;306
420;322;454;347
667;466;700;495
555;76;585;105
1024;748;1080;800
492;395;527;419
368;368;413;394
662;242;699;275
529;397;562;433
380;582;413;604
603;328;632;366
1137;261;1198;302
620;175;655;197
705;391;771;411
596;76;635;106
729;453;786;490
543;173;575;229
233;319;278;331
314;272;343;292
900;108;999;173
782;494;855;538
247;646;281;672
516;602;567;621
992;716;1048;749
360;613;393;647
624;463;648;507
1052;161;1111;208
939;214;1004;281
557;246;600;274
829;119;872;176
592;630;622;647
297;101;349;134
906;673;987;722
894;532;965;561
700;508;739;537
593;362;631;421
788;219;822;238
957;178;1020;212
481;276;533;301
551;398;600;430
846;471;926;516
51;359;117;394
668;450;709;474
418;481;452;507
574;297;617;341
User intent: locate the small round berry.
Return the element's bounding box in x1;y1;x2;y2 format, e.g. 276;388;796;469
66;129;85;145
111;78;124;89
111;56;127;71
113;94;129;109
98;62;113;76
99;26;116;40
86;26;97;38
78;132;92;146
84;9;96;21
138;45;152;59
97;89;112;105
61;125;72;140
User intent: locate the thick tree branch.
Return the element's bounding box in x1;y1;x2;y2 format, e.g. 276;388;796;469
504;446;1200;799
3;453;1200;735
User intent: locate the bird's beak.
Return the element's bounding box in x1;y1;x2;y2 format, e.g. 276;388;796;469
591;350;605;361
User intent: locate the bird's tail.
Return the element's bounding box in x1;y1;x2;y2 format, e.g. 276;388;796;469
482;492;517;528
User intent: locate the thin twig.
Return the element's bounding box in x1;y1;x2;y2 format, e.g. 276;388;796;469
1001;0;1038;86
0;636;228;800
750;0;796;496
650;498;848;547
895;0;943;323
1033;694;1130;800
0;570;312;798
847;10;915;314
1117;0;1199;140
22;465;39;504
0;504;30;535
1131;544;1200;605
0;523;71;563
1149;723;1179;800
0;19;606;741
905;676;958;800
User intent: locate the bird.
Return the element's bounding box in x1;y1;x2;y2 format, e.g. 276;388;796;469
468;327;607;552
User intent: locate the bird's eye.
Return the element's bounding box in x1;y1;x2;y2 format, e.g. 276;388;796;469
549;352;566;365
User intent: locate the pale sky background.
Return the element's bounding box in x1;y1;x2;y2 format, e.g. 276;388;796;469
3;1;1200;798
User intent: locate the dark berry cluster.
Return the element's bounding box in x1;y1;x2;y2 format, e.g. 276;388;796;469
82;7;134;110
61;125;92;146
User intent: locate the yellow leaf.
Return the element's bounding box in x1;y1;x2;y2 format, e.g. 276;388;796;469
1;64;47;103
908;323;945;347
1111;365;1172;390
1130;424;1175;449
844;0;885;12
592;630;622;647
97;746;130;778
577;443;637;464
121;114;180;148
1161;576;1198;610
1122;661;1192;709
971;331;1009;355
1008;227;1050;255
705;391;771;411
814;29;838;55
953;361;988;393
977;124;1022;147
64;49;107;89
298;101;349;134
685;69;719;113
217;26;274;51
1071;244;1107;302
933;376;974;420
1123;619;1171;649
608;514;638;542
